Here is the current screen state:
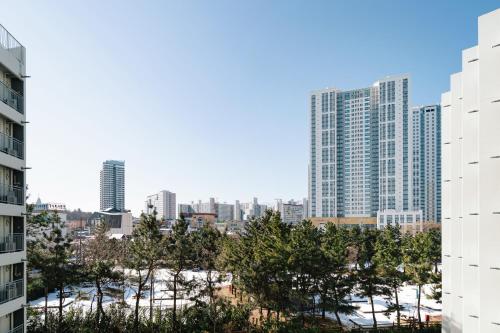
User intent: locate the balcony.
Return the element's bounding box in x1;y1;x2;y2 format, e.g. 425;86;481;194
0;279;23;305
0;233;23;253
0;183;23;205
0;24;25;66
0;80;23;115
0;132;23;159
8;324;23;333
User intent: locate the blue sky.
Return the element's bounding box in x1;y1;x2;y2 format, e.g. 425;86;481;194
1;0;498;215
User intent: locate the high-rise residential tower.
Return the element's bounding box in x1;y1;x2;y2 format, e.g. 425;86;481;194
145;190;176;220
100;160;125;211
308;75;415;220
441;8;500;333
0;23;27;332
412;105;441;223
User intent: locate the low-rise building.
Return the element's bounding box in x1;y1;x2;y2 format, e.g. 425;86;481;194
181;212;217;230
310;217;377;230
276;199;305;225
88;208;133;237
376;209;424;234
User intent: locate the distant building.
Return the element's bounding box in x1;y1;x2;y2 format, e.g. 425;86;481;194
34;199;67;212
100;160;125;211
234;200;242;221
145;190;176;221
310;217;377;230
376;209;423;234
32;198;68;237
214;220;248;234
88;208;133;237
65;219;86;234
238;197;267;220
276;199;305;225
178;203;195;217
182;212;217;230
411;105;441;223
302;198;309;219
181;198;234;222
308;75;416;221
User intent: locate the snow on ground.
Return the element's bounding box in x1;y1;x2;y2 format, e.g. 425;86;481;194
30;270;440;329
29;269;231;313
332;284;441;328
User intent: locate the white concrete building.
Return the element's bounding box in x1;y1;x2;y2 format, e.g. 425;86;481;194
441;8;500;333
0;23;26;332
99;160;125;211
145;190;176;221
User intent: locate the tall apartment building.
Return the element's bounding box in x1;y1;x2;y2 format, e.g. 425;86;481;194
99;160;125;211
412;105;441;223
441;8;500;333
0;23;26;332
309;75;415;221
145;190;176;220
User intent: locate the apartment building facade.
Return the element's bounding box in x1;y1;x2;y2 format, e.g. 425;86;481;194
412;105;442;223
309;75;419;226
441;8;500;333
99;160;125;211
145;190;176;221
0;23;26;333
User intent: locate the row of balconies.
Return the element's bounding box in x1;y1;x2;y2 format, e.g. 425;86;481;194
0;23;26;333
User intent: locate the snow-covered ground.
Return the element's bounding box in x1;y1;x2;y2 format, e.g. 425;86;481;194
30;269;230;313
30;270;441;329
333;284;441;328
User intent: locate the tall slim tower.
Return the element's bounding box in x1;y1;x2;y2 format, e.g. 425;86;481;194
378;75;412;212
0;23;27;332
100;160;125;211
412;105;441;223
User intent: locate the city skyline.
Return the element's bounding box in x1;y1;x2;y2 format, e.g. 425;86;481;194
2;0;499;215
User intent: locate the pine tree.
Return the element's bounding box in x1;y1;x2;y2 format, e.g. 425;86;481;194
125;212;163;333
355;228;389;329
374;224;406;327
319;223;357;327
403;231;433;327
28;211;77;332
192;223;224;333
288;220;322;327
82;222;122;330
426;228;441;273
164;217;195;333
